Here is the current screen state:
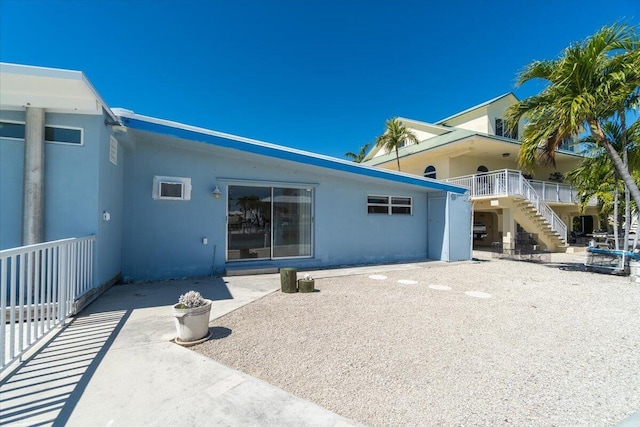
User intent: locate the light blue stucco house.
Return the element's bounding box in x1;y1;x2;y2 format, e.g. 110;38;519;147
0;63;472;288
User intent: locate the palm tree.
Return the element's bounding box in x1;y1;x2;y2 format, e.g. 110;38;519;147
375;118;419;172
565;121;640;248
344;142;371;163
504;23;640;210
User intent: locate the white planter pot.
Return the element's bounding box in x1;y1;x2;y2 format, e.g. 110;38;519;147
172;299;212;343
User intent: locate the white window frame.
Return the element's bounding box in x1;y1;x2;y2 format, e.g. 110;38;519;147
45;124;84;146
0;120;84;146
495;118;517;140
367;195;412;215
0;120;26;141
153;176;192;201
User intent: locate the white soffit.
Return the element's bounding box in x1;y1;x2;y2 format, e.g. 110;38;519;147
0;63;110;117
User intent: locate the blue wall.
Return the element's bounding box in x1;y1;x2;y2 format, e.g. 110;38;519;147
0;110;24;249
0;110;123;287
447;192;472;261
95;116;124;286
121;132;437;280
0;110;99;247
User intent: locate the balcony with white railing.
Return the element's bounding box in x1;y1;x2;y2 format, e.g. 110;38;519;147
445;169;596;206
1;236;95;372
445;170;568;244
528;179;597;206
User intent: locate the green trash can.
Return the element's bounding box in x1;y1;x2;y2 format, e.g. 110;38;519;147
280;268;298;293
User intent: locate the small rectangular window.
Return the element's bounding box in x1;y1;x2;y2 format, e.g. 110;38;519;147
0;121;26;139
368;195;389;205
368;195;412;215
160;182;184;198
367;195;389;214
45;126;83;145
0;121;84;145
153;176;191;201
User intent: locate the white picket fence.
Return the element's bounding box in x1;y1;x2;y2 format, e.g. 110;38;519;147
1;236;95;372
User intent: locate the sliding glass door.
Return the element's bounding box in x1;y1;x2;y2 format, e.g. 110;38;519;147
227;185;312;261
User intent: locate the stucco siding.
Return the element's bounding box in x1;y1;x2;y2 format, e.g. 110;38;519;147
121;134;437;280
453;114;489;133
313;175;428;266
0;110;25;249
95;116;124;286
0;111;101;249
43;113;100;242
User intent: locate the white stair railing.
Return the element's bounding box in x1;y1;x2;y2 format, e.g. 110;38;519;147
446;169;567;244
519;176;567;244
1;236;95;372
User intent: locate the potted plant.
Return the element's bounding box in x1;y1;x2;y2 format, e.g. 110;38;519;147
298;273;315;293
172;290;212;345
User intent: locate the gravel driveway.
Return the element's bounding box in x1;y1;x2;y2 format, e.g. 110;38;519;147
193;255;640;426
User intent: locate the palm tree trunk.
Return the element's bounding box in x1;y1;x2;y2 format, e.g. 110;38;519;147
625;188;631;250
633;213;639;250
395;147;401;171
621;110;631;251
590;122;640;214
614;184;619;250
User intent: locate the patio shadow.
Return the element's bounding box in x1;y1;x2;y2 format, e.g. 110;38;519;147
0;276;235;426
0;309;130;426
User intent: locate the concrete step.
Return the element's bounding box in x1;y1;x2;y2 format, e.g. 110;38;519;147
225;266;279;276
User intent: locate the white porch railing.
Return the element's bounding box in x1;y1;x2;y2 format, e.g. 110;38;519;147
529;179;598;206
445;169;567;244
1;236;95;372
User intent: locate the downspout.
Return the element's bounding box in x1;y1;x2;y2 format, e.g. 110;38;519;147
22;107;45;245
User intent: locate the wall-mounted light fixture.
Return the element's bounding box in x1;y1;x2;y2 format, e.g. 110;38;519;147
212;186;222;199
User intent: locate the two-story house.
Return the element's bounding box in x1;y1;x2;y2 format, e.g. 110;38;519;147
363;93;600;253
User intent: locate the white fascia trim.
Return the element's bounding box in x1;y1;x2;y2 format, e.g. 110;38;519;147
0;62;117;122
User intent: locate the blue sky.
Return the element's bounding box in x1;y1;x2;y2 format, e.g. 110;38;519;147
0;0;637;158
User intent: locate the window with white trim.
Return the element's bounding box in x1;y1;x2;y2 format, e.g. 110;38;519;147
0;121;83;145
45;125;83;145
0;121;25;139
367;195;412;215
495;118;518;139
153;176;192;201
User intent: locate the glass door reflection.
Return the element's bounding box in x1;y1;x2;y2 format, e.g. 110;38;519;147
227;186;271;260
272;188;312;258
227;185;313;261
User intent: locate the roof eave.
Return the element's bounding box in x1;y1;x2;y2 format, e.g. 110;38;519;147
115;110;468;195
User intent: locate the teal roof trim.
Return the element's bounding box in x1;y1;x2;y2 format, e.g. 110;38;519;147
435;92;518;125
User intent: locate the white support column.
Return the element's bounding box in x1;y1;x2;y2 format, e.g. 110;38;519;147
502;207;516;255
22;107;46;246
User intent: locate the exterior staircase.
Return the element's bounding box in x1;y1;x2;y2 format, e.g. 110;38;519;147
446;169;568;250
512;198;567;250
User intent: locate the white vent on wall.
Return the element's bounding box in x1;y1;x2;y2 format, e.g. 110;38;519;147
153;176;191;201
